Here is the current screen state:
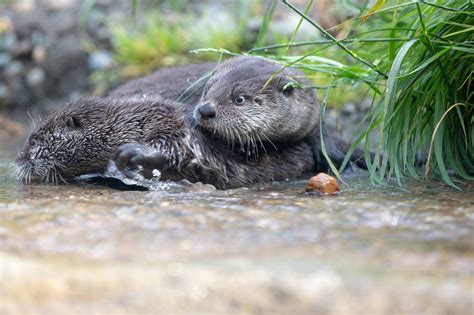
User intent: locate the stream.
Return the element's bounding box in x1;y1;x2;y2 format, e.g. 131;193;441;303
1;135;473;314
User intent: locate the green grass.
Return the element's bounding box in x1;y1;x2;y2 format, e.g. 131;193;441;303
245;0;473;188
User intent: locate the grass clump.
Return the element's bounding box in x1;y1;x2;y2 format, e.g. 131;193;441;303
249;0;473;188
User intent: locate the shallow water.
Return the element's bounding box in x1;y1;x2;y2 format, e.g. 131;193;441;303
1;135;473;315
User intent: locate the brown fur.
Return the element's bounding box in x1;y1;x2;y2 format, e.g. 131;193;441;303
16;56;364;189
16;97;314;189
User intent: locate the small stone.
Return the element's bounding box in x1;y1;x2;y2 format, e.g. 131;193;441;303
0;33;18;51
31;31;46;46
0;53;11;67
0;85;8;99
26;67;45;87
13;39;32;56
43;0;75;10
32;46;46;64
360;97;373;112
12;0;35;12
306;173;340;195
341;102;356;115
5;61;23;77
88;51;114;70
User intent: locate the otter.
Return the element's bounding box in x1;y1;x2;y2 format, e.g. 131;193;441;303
16;97;315;189
16;56;364;189
110;57;365;173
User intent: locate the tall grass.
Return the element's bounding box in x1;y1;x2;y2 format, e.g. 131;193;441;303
249;0;473;188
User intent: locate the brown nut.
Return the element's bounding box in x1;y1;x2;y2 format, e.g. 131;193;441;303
305;172;340;194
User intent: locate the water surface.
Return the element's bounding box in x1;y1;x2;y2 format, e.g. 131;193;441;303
1;135;473;314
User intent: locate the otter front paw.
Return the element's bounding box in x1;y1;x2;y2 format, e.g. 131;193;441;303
114;143;169;179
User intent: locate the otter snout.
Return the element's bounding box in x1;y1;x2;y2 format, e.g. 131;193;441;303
198;103;216;120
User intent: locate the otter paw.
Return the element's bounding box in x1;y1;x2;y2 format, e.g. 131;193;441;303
114;143;169;178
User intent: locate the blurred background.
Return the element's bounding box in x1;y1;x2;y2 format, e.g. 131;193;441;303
0;0;362;135
0;1;331;109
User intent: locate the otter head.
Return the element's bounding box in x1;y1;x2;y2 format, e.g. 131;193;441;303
193;57;319;151
15;98;122;184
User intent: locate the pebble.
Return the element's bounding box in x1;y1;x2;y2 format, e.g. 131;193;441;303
13;39;32;56
43;0;75;10
88;50;114;70
306;173;340;195
0;85;8;100
0;33;18;52
341;102;356;115
26;67;45;87
12;0;35;12
360;97;373;112
0;53;11;67
5;61;23;77
32;46;47;64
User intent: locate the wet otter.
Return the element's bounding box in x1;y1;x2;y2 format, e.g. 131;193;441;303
111;57;364;174
16;56;364;189
16;97;314;189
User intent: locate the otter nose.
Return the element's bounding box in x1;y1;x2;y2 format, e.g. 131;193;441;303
198;103;216;120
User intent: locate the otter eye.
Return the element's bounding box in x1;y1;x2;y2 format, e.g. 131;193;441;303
234;95;246;105
30;138;38;148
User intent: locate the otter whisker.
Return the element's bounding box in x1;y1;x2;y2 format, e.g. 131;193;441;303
22;167;29;184
26;166;32;185
26;110;37;128
260;132;277;151
57;171;68;184
255;132;267;155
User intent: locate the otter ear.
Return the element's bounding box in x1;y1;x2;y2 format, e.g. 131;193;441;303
282;84;294;96
66;116;81;129
282;81;298;96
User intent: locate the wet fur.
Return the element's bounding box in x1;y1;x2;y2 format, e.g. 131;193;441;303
17;57;364;189
16;97;314;189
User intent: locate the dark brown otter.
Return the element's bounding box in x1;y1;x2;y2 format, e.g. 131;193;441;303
16;97;315;189
16;57;364;189
110;56;365;172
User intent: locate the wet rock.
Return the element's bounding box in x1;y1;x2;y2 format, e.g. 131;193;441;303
12;39;32;57
5;61;23;77
9;79;31;108
26;67;45;87
43;0;75;10
0;53;11;67
341;102;356;115
0;85;8;100
0;33;18;52
88;50;114;70
12;0;35;13
32;46;46;64
360;97;373;112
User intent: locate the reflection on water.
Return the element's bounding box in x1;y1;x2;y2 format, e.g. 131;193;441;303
1;136;473;314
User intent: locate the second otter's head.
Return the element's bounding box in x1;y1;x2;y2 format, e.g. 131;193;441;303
193;57;319;149
15;97;157;184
